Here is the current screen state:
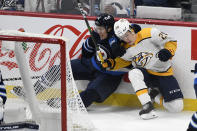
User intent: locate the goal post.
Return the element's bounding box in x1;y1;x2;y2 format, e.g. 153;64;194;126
0;30;96;131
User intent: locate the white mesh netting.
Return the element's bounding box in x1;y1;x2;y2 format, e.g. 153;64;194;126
0;30;97;131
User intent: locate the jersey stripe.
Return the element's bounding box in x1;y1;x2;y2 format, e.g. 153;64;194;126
83;39;94;53
136;88;148;96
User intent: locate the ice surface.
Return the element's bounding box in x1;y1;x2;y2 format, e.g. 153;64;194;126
88;105;194;131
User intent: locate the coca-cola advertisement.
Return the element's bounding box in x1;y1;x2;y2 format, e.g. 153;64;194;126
0;24;91;83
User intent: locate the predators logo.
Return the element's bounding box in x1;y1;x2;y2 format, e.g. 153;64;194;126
132;52;153;67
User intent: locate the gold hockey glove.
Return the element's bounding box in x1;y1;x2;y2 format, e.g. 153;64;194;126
102;58;115;69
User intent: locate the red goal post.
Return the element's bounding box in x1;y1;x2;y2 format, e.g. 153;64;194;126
0;30;67;131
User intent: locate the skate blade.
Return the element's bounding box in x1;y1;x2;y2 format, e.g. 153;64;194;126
10;89;25;99
140;111;158;120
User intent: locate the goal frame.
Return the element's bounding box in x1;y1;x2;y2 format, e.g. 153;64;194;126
0;34;67;131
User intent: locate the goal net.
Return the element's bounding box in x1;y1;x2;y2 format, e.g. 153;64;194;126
0;29;96;131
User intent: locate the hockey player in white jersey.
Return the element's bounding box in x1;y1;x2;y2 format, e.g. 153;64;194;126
102;19;184;120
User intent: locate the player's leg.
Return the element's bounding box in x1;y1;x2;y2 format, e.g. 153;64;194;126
35;64;61;94
11;58;94;97
71;58;96;80
72;58;113;107
187;112;197;131
39;58;95;107
34;58;95;92
80;72;123;107
152;75;184;112
187;64;197;131
11;64;61;97
0;71;7;124
30;58;96;108
128;68;157;120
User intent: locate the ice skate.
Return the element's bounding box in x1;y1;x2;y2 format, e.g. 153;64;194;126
10;86;25;98
139;101;158;120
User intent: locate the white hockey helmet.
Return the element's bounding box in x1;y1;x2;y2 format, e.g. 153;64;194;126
114;19;133;38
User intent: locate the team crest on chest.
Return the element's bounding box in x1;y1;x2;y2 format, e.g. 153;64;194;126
96;45;111;61
132;52;153;67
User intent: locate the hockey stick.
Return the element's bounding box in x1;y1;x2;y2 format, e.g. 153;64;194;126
77;0;104;63
0;121;39;130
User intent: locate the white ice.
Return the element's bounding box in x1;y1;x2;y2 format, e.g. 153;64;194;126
88;105;194;131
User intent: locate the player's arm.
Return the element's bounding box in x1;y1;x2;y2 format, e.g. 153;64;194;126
151;28;177;62
102;38;132;70
81;31;99;59
102;57;132;70
81;37;95;59
158;40;177;62
110;37;127;58
113;57;132;70
164;41;177;56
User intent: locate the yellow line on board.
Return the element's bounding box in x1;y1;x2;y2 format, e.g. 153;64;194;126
94;93;197;111
6;86;197;111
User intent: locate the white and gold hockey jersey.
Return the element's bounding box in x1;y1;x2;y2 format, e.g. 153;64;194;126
111;28;177;76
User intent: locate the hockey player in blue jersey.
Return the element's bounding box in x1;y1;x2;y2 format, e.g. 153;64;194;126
187;64;197;131
187;112;197;131
72;13;137;107
193;63;197;98
71;14;142;107
0;70;7;124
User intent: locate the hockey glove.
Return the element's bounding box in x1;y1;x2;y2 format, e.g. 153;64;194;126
131;24;142;33
158;49;172;62
102;58;115;69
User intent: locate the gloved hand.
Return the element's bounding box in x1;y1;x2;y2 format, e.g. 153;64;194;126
102;58;115;69
131;24;141;33
158;49;172;62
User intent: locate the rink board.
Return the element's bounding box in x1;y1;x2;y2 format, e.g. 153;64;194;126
0;11;197;111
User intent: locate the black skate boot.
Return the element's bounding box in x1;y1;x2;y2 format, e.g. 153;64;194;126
10;86;25;98
139;101;158;120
